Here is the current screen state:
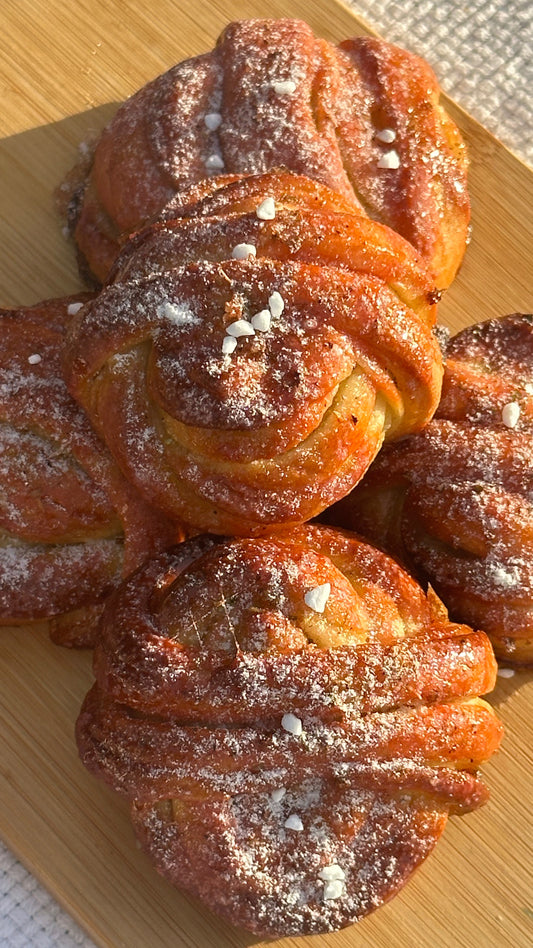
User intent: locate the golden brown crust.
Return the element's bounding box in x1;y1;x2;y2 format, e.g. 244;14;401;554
131;794;448;936
76;524;502;936
63;172;443;536
335;36;469;289
111;170;438;317
0;295;183;645
65;19;469;287
326;314;533;663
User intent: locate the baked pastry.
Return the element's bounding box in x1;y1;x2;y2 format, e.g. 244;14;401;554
63;171;443;537
60;18;469;287
0;295;181;646
76;524;502;936
325;314;533;663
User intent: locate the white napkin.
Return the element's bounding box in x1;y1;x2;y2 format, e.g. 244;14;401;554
348;0;532;166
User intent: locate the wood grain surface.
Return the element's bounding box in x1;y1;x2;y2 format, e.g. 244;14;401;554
0;1;532;947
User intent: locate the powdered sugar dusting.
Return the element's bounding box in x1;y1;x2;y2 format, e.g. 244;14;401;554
71;18;470;288
131;777;450;935
67;233;438;536
0;532;122;621
338;314;533;660
0;298;143;634
77;527;501;934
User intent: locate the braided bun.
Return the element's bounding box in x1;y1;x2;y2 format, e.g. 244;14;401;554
326;314;533;663
77;524;502;935
63;19;469;288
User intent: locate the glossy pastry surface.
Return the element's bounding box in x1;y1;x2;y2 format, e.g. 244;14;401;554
63;172;443;537
327;314;533;663
0;296;181;646
62;18;469;287
77;524;502;936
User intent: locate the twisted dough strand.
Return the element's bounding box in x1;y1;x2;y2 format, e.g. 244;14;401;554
327;314;533;662
0;296;181;645
63;19;469;287
77;524;502;935
63;172;443;536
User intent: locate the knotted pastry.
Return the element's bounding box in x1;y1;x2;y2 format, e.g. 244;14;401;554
0;296;182;647
60;18;469;287
63;171;443;537
76;523;502;936
325;313;533;663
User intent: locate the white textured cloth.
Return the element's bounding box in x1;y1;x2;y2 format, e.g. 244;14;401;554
1;2;531;946
0;846;93;948
348;0;532;166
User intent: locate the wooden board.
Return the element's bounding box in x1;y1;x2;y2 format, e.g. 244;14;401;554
0;1;532;946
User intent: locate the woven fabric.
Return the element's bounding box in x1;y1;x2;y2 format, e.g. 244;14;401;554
1;2;530;945
348;0;533;166
0;844;93;948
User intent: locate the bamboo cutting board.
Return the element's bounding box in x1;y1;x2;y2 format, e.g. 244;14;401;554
1;1;532;946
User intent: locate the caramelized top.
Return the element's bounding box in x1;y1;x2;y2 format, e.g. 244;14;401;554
70;19;469;286
328;314;533;662
90;525;499;726
77;523;502;934
0;295;180;629
63;173;443;535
